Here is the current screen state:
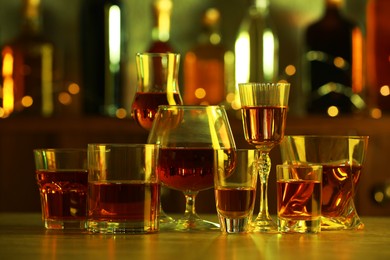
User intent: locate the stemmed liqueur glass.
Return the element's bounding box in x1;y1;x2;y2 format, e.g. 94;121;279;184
131;52;183;228
131;52;183;131
238;82;290;232
148;105;236;231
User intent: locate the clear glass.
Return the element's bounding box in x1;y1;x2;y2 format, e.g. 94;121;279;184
148;105;236;231
280;135;369;230
33;148;87;230
238;82;290;232
131;52;183;131
87;144;160;234
276;164;323;234
131;52;183;228
214;149;257;233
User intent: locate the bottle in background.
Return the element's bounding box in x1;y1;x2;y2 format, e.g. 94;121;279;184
148;0;174;53
304;0;365;116
366;0;390;113
0;0;56;118
184;8;228;105
234;0;279;86
80;0;128;117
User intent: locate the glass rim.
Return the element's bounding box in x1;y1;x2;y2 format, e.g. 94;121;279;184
87;143;160;148
157;104;226;110
33;148;86;153
238;82;290;87
136;52;180;57
284;135;369;140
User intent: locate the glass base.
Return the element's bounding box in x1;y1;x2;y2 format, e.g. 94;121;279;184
251;215;278;233
321;215;364;230
278;217;321;234
173;214;220;232
159;211;177;231
218;214;251;233
44;219;86;230
87;220;158;234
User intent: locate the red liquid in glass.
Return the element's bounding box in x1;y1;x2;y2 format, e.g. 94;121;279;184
277;180;322;220
36;170;88;220
131;92;182;130
321;164;362;217
215;187;256;218
157;148;235;192
88;181;160;221
241;106;288;148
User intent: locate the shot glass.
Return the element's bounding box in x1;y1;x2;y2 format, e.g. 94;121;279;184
87;144;160;234
33;148;88;230
214;149;257;233
276;164;322;234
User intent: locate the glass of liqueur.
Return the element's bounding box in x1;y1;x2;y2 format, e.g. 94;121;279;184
87;144;160;234
131;53;183;131
33;149;88;230
280;135;369;230
238;82;290;232
148;105;236;231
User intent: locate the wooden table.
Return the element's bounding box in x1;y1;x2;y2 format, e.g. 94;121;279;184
0;213;389;259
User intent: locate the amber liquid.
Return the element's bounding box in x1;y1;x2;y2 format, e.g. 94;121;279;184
36;170;88;220
131;92;182;130
277;180;322;220
321;164;362;217
215;187;256;218
157;148;235;192
88;181;160;222
241;106;288;149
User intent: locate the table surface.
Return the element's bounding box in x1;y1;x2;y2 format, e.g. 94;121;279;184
0;213;389;260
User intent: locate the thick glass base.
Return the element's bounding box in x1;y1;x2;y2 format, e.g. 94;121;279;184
218;214;251;233
321;215;364;230
251;215;278;233
173;214;220;232
159;212;177;230
87;220;158;234
278;217;321;233
44;219;86;230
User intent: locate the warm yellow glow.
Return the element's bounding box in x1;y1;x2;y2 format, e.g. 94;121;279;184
109;5;121;72
58;92;72;105
195;88;206;99
263;29;275;80
41;45;53;116
1;47;14;116
380;85;390;96
21;96;33;108
115;108;127;119
352;27;364;93
285;65;296;76
234;32;250;84
68;83;80;95
333;57;346;69
226;93;235;103
327;106;339;117
155;0;172;42
370;108;382;119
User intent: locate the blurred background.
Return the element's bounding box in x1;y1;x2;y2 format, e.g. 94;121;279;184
1;0;390;216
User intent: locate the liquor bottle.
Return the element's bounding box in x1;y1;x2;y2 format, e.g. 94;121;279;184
0;0;55;117
148;0;174;53
366;0;390;112
183;8;227;105
304;0;365;115
80;0;128;117
234;0;279;85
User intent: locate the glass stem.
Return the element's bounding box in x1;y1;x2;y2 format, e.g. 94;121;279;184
184;191;199;219
256;150;272;220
